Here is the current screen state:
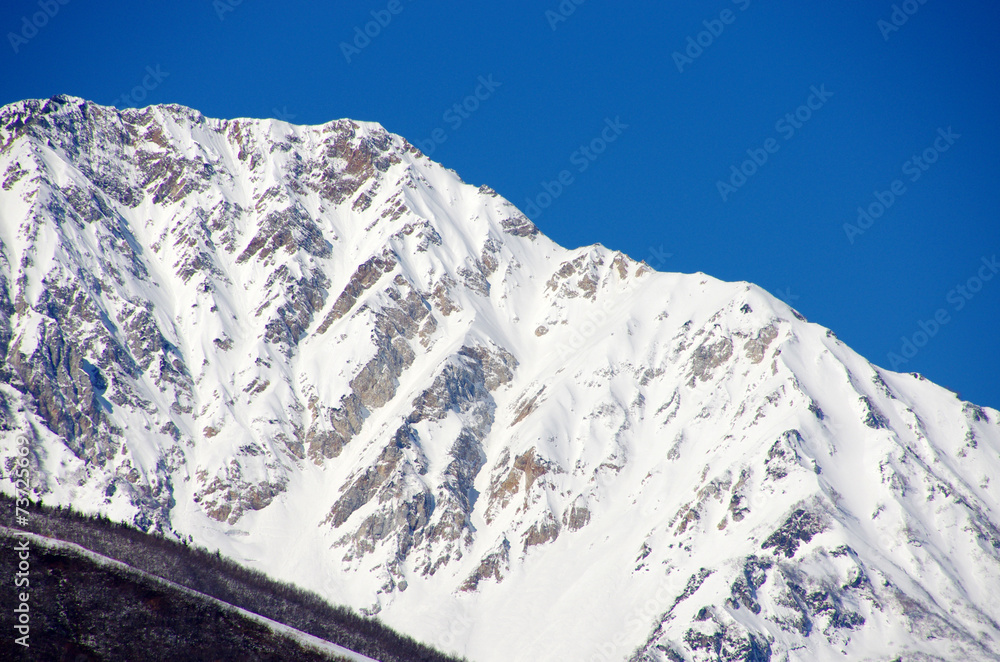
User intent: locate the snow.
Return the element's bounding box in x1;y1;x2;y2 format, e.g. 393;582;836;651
1;97;999;661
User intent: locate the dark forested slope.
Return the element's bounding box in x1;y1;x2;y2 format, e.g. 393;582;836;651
0;496;465;662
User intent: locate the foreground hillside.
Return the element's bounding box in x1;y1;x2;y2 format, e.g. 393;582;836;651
1;531;360;661
0;495;463;662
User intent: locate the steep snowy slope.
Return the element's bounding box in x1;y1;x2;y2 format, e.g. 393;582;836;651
2;96;999;661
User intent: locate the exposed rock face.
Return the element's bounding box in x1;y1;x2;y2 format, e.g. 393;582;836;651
562;498;591;531
761;507;828;559
0;96;487;533
689;337;734;385
459;538;510;592
3;97;1000;662
328;342;516;583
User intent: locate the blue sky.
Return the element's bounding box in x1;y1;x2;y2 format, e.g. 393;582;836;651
2;0;998;407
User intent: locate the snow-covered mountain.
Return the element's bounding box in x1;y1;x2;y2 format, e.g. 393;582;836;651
2;95;1000;662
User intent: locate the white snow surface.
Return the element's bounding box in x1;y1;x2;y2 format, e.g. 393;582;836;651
1;97;999;662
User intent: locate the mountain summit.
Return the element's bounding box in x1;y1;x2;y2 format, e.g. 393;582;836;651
2;96;999;661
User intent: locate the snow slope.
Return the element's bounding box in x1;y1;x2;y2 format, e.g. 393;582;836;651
1;96;999;661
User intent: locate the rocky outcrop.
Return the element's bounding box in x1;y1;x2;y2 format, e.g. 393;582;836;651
485;447;552;523
562;498;591;532
688;337;734;385
743;323;778;364
460;538;511;592
522;512;560;550
327;342;517;575
761;507;828;559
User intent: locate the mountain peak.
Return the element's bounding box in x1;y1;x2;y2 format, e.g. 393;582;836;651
2;97;999;661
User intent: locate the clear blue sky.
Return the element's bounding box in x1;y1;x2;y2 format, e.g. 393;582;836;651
2;0;998;407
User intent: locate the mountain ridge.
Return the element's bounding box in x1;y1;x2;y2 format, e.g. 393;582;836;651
2;96;999;661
